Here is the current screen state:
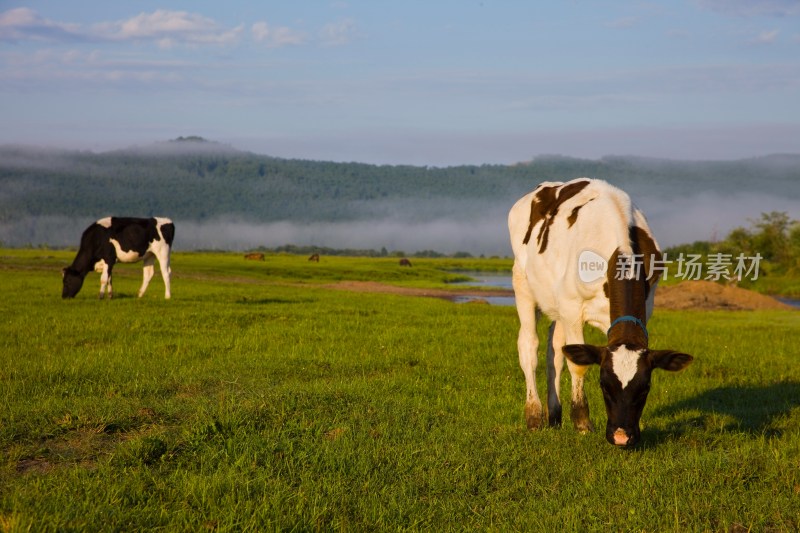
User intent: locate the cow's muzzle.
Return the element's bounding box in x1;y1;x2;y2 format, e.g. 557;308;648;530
611;428;634;447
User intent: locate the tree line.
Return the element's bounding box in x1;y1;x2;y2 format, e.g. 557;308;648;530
3;139;798;226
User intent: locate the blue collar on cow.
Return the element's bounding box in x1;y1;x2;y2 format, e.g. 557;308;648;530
607;315;649;341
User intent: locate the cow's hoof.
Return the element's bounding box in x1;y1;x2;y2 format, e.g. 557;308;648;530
547;410;563;428
525;401;544;430
570;400;593;433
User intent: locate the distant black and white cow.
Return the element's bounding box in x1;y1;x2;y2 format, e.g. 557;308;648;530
508;178;693;447
62;217;175;300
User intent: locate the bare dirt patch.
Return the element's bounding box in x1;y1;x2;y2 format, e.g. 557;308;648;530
324;280;512;301
654;280;793;311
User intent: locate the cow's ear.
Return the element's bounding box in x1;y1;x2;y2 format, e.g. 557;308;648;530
61;267;67;278
563;344;604;366
648;350;693;371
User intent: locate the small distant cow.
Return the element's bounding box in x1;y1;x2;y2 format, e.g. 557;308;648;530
62;217;174;300
508;178;692;447
244;252;265;261
399;258;412;267
308;253;320;262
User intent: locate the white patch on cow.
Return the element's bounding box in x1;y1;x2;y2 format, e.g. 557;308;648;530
110;238;143;263
611;346;642;389
94;259;107;273
96;217;112;228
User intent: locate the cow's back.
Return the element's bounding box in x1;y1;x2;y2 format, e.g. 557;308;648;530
509;178;645;322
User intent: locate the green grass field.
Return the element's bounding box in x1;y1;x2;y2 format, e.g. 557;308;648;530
1;249;799;531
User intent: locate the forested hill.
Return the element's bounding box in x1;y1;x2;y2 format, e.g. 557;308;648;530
1;138;799;252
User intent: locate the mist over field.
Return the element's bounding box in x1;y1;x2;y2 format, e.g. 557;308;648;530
635;191;800;247
177;214;509;255
1;143;798;256
3;194;794;257
0;210;512;256
146;191;800;254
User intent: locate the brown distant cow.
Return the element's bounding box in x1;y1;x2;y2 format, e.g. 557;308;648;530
308;253;320;262
399;258;412;267
244;252;265;261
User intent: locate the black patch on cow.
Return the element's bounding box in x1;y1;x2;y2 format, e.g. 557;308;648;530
629;225;661;299
160;221;175;246
605;246;649;347
567;198;595;228
603;226;662;340
522;179;590;253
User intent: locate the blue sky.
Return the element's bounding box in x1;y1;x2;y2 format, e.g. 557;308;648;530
2;0;799;165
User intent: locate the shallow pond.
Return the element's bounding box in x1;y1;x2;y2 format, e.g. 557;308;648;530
452;272;515;306
451;272;800;309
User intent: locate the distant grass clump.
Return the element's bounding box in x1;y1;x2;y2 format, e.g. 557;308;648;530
0;249;798;531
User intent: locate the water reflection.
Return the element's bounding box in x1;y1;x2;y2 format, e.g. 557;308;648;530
452;272;515;306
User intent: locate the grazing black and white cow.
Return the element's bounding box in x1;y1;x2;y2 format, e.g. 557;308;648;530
508;178;693;447
62;217;175;300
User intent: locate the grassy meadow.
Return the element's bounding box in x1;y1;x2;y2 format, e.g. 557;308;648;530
1;249;799;531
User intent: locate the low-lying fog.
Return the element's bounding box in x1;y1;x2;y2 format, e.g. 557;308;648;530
2;190;796;256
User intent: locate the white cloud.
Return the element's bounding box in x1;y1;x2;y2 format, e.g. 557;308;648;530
96;10;243;45
320;18;356;46
751;28;781;44
0;7;82;42
251;21;270;42
1;7;330;49
251;21;306;47
117;10;217;38
0;45;192;88
0;7;243;46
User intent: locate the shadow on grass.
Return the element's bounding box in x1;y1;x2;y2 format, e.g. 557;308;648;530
644;381;800;445
103;293;136;300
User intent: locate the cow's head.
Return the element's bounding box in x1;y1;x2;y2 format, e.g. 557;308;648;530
61;267;85;298
563;343;692;447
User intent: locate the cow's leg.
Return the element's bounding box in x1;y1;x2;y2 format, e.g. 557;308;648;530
155;249;171;299
563;319;594;433
99;263;111;299
138;255;155;298
546;320;566;426
150;246;172;300
513;265;542;429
